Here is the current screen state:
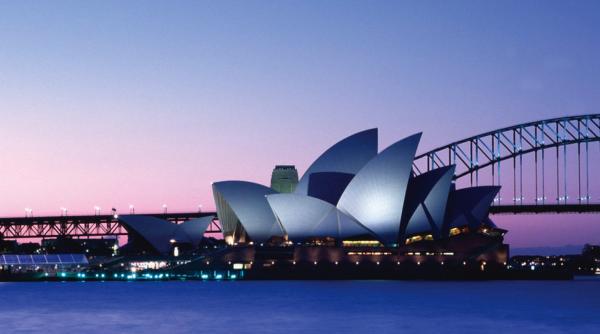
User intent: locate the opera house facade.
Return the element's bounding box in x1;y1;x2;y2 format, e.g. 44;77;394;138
210;129;509;278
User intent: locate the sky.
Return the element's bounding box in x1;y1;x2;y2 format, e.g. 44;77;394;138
0;1;599;248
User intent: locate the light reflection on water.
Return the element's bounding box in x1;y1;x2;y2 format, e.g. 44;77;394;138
1;279;599;333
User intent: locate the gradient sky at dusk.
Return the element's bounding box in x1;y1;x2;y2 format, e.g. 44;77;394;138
1;1;600;248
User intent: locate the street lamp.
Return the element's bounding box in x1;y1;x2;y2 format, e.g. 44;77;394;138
24;208;32;218
198;204;203;213
60;207;68;216
162;204;168;214
129;204;135;214
170;239;178;257
94;206;101;215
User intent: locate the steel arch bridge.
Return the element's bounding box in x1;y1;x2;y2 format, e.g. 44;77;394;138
412;114;600;213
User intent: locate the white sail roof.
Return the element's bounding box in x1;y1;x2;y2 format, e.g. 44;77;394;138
267;193;372;242
295;129;378;195
401;166;455;239
337;133;422;245
213;181;283;243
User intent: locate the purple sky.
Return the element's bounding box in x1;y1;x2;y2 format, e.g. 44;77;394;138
1;1;599;248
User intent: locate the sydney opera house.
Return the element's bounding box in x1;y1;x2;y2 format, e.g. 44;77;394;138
206;129;508;278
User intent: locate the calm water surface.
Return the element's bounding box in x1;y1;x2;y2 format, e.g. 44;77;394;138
1;279;599;333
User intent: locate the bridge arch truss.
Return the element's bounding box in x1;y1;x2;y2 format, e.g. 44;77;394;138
413;114;600;207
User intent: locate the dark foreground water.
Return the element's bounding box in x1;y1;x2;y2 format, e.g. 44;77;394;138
1;279;600;333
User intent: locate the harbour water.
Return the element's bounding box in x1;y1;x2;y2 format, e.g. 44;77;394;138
1;279;599;333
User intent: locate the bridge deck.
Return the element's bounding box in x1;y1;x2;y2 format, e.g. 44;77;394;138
2;205;599;240
490;204;600;214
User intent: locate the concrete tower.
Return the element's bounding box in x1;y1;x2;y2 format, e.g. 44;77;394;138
270;165;299;193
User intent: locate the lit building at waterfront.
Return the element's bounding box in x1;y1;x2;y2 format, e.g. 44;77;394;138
213;129;503;246
209;129;509;275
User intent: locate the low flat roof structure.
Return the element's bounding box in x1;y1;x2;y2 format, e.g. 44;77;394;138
0;254;88;266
